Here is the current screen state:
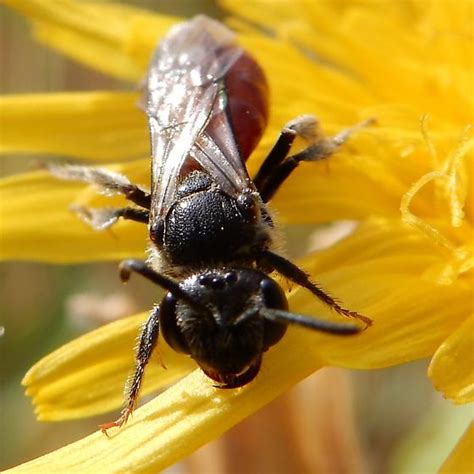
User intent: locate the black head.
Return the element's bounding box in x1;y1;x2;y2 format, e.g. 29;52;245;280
159;269;288;388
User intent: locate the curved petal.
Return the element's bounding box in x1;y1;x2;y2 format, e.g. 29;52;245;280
0;92;148;161
24;313;195;420
0;167;149;262
9;331;325;474
284;218;472;369
428;315;474;404
3;0;177;81
439;423;474;474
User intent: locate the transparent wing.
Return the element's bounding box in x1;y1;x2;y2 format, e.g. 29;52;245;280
144;15;251;221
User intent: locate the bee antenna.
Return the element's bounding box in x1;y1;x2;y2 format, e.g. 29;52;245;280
260;308;362;335
119;259;211;316
233;307;260;325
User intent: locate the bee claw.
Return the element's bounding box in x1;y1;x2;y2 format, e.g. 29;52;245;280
99;409;131;437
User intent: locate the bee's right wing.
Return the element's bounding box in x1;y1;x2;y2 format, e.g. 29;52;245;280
144;16;246;222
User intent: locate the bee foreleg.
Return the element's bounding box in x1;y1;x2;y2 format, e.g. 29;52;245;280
260;250;373;327
100;305;160;435
255;117;374;202
48;164;151;208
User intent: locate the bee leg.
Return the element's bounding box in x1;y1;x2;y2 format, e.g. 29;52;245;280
71;206;149;230
255;118;373;202
100;305;160;436
260;250;373;327
48;164;151;208
253;115;315;193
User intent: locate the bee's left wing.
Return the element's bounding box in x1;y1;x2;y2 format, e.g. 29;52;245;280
144;15;251;222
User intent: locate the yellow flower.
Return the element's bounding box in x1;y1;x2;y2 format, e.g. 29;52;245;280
1;0;472;472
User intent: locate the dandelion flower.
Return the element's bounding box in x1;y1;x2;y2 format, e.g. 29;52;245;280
1;0;472;472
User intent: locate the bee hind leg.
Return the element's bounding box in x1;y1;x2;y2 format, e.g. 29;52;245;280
100;305;160;436
253;115;315;199
254;117;374;202
48;163;151;208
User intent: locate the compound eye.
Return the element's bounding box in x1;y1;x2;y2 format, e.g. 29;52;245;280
149;219;165;246
160;293;190;354
260;278;289;311
260;278;288;349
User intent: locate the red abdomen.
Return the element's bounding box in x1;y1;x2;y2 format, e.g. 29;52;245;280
224;52;269;161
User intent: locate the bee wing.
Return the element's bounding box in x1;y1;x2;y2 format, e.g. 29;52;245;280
145;15;251;222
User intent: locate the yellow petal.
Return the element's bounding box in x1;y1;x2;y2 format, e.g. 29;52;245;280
237;33;375;126
224;0;473;126
284;218;472;369
0;92;147;161
3;0;177;81
24;313;195;420
439;423;474;474
9;329;325;474
0;169;148;262
428;315;474;404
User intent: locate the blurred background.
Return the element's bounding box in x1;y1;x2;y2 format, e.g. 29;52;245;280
0;1;470;472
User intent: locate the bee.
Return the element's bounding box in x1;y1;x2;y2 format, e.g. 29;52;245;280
50;15;372;433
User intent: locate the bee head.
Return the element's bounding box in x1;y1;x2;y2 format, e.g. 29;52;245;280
159;269;288;388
